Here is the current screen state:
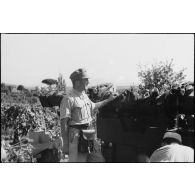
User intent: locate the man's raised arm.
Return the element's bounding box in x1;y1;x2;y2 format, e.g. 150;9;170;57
94;93;118;109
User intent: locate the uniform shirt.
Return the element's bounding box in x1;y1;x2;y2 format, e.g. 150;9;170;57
60;89;95;125
150;144;194;162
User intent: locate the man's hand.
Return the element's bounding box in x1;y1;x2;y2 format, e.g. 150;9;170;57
95;92;118;109
108;92;118;102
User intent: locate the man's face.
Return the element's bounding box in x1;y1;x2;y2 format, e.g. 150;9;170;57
77;78;89;91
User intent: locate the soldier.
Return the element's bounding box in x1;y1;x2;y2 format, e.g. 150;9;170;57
150;131;194;162
60;68;117;162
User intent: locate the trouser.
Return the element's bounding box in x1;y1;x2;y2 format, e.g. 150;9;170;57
68;127;105;162
68;127;87;162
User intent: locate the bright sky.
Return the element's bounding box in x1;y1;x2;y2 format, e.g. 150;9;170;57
1;34;194;87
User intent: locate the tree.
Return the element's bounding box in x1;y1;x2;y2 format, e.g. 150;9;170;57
17;85;25;91
24;88;32;97
1;83;10;95
137;59;186;92
8;85;14;93
42;79;58;93
1;83;6;89
35;86;39;92
42;79;58;86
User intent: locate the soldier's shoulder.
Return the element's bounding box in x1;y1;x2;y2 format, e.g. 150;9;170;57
64;91;77;101
181;145;194;152
60;93;75;107
83;92;90;99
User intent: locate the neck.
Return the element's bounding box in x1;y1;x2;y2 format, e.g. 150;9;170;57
74;87;85;93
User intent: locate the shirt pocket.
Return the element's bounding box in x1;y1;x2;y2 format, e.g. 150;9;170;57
73;101;86;121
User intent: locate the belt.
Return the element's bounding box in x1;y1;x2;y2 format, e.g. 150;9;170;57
69;123;89;130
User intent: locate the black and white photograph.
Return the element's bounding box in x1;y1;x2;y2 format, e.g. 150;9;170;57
1;1;195;195
1;33;194;163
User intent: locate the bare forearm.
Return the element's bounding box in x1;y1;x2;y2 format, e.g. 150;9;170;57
60;118;69;154
95;99;110;109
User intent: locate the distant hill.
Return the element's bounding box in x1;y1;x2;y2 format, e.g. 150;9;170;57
2;83;132;93
116;85;131;90
1;83;17;88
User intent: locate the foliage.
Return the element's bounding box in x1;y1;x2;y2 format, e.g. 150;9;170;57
17;85;25;91
137;59;186;92
1;139;35;162
1;102;61;162
42;79;58;86
28;96;38;104
24;88;32;97
1;81;63;162
8;85;14;93
1;87;10;95
87;83;117;102
1;104;44;143
1;82;6;88
1;83;11;94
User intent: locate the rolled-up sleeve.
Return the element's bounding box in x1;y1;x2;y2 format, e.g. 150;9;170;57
60;96;72;120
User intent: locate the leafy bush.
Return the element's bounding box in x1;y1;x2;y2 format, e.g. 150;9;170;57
138;59;186;93
1;102;61;162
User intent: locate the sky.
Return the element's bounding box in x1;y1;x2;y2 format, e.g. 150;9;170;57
1;34;194;88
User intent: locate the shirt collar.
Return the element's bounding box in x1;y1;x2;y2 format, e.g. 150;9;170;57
72;88;85;96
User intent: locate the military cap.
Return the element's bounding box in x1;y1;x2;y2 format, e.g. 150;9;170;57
163;131;182;144
70;68;89;81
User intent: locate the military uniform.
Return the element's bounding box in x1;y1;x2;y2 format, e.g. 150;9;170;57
60;69;104;162
60;89;95;125
150;144;194;162
150;132;194;162
60;89;96;161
